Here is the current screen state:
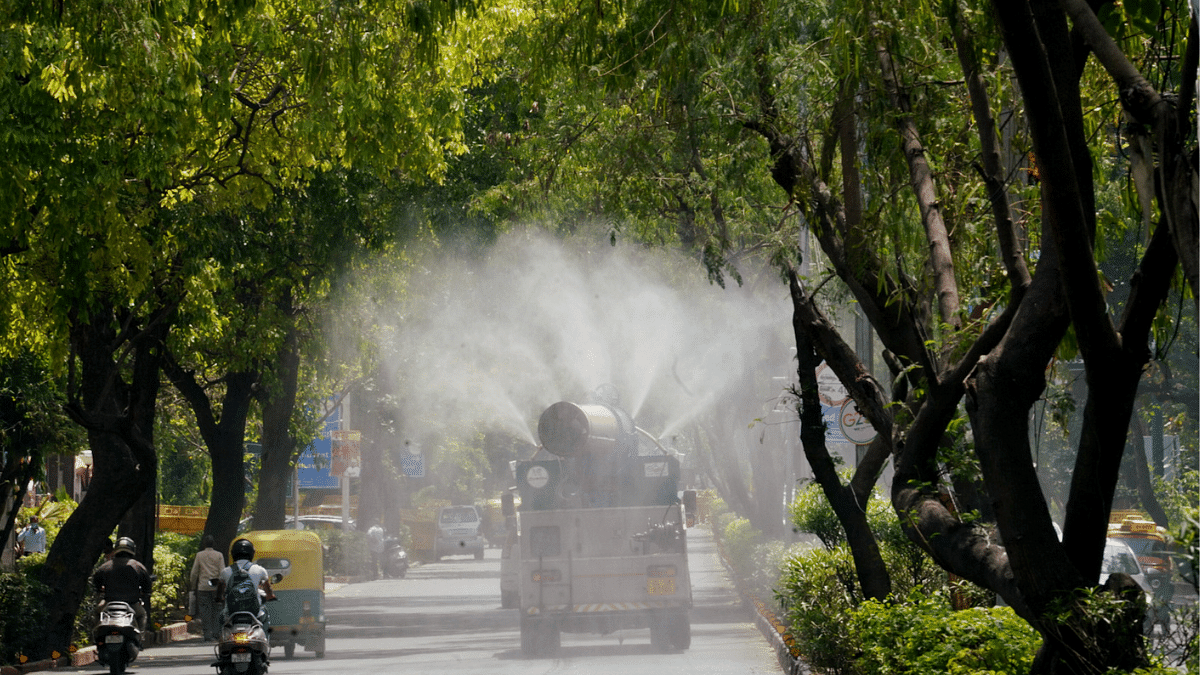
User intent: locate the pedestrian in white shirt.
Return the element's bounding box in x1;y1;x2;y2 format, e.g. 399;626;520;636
16;516;46;557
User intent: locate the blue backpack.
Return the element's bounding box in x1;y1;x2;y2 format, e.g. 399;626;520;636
225;563;259;615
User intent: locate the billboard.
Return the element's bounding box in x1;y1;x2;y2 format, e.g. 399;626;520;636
400;446;425;478
813;362;877;445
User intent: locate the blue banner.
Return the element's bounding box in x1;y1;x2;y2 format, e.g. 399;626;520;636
296;408;342;489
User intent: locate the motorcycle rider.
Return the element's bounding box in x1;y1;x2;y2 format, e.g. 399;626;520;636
215;538;276;629
92;536;152;633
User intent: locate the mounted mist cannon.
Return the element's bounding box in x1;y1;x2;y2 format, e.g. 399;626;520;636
537;401;637;457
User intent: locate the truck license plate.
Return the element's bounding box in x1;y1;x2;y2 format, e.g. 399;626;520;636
647;578;675;595
104;635;124;644
232;652;252;663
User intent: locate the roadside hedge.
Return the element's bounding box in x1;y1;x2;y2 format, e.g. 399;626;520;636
849;591;1039;675
0;571;51;665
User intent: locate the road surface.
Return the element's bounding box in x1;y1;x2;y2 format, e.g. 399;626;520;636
72;524;782;675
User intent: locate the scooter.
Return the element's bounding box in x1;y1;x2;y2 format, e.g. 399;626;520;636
383;536;409;578
94;601;141;675
212;608;271;675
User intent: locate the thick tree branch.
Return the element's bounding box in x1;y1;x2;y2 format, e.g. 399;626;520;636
791;269;892;601
869;12;961;328
742;119;939;382
950;1;1031;291
1058;0;1199;305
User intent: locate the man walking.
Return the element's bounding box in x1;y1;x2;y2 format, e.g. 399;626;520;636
189;534;226;640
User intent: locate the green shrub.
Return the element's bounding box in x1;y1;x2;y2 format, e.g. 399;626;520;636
849;591;1039;675
706;493;728;523
776;544;861;674
722;517;765;580
787;481;991;607
746;539;791;602
778;482;1004;670
0;572;51;665
318;530;369;576
789;482;846;548
150;541;189;628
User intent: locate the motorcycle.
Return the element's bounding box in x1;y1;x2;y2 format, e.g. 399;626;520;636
383;536;409;578
94;601;141;675
212;608;271;675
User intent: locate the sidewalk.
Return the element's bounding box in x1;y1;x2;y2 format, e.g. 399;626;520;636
0;621;193;675
704;522;809;675
2;574;358;675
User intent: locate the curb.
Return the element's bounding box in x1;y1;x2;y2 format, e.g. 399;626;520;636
1;621;194;674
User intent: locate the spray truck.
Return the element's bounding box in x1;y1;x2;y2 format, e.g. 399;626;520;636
506;396;693;656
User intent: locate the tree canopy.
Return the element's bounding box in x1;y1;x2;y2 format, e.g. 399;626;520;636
470;0;1197;671
0;0;1194;670
0;0;527;654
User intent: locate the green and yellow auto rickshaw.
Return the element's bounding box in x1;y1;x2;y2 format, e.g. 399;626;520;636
242;530;327;658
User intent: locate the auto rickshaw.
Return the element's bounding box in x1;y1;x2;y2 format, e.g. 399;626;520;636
241;529;326;658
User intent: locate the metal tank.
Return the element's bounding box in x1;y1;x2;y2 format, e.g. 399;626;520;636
536;401;637;457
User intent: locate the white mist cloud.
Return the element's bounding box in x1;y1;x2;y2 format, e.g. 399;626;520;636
377;230;791;449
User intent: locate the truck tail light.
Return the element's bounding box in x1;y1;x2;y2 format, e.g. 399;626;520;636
532;569;561;583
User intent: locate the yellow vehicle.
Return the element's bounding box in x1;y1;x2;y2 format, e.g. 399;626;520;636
241;530;327;659
1108;510;1171;575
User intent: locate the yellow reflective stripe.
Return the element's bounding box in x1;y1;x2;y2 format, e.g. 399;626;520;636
527;600;683;615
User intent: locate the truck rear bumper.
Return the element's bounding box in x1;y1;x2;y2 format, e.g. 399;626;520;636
526;603;690;634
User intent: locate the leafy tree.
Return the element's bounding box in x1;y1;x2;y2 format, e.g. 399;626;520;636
484;0;1196;670
0;351;83;553
155;388;212;506
0;0;525;655
775;1;1195;671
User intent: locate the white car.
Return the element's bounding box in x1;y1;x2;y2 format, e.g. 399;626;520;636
1100;538;1150;593
435;505;486;560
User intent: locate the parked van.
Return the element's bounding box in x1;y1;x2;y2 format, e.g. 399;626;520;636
435;505;486;560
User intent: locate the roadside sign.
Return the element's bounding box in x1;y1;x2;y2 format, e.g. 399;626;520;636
331;430;362;478
297;406;342;489
839;399;877;445
400;443;425;478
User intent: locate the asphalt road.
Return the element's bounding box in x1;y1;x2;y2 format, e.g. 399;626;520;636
70;524;781;675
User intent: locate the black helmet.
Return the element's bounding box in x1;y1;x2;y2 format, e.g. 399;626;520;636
230;538;255;561
114;537;137;557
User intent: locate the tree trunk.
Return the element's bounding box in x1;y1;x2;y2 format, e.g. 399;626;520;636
357;378;384;531
702;422;755;522
790;272;891;601
750;432;785;537
1128;413;1170;527
977;3;1178;670
163;357;257;554
1;457;36;569
254;326;301;531
41;304;166;657
119;486;158;579
869;11;961;329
